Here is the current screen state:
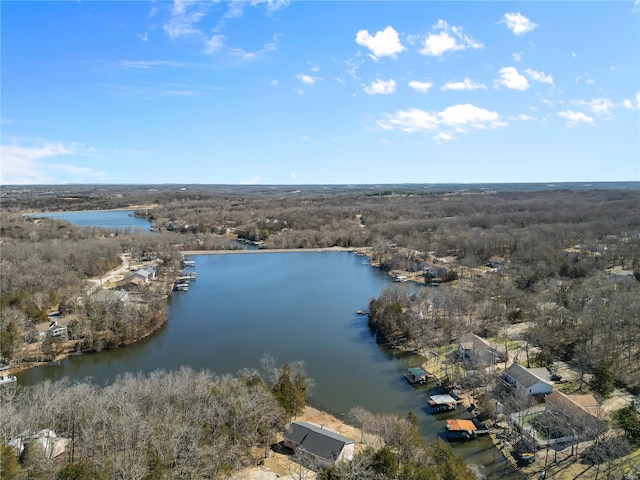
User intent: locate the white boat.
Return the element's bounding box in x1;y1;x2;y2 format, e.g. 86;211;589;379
0;373;17;386
173;283;189;292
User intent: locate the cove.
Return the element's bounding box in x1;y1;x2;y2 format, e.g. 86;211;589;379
25;209;153;232
18;251;517;478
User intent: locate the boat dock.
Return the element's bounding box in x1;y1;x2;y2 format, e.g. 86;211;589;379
428;394;458;413
404;367;433;385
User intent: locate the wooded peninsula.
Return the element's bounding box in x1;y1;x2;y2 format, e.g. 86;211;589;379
1;183;639;480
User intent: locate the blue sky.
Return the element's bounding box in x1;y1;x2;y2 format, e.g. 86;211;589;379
1;1;639;185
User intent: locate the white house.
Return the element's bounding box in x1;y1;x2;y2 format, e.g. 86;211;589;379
502;364;554;396
9;430;69;458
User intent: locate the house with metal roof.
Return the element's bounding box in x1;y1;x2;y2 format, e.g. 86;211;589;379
283;421;355;467
428;394;458;413
501;363;554;396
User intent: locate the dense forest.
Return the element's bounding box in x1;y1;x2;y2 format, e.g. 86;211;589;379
1;184;639;478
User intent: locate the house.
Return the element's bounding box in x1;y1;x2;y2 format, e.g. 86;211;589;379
487;256;505;269
35;320;69;339
131;269;152;284
458;333;507;368
501;364;554;396
283;421;355;467
9;429;69;458
544;391;608;437
94;290;130;305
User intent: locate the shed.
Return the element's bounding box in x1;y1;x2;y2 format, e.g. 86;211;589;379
283;421;355;467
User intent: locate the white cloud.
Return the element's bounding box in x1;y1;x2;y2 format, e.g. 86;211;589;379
355;26;405;59
270;79;278;86
636;91;640;108
441;77;487;91
228;40;278;61
501;12;539;36
587;98;616;117
138;32;149;42
223;0;290;20
571;97;634;117
163;0;209;39
378;108;439;133
408;80;434;93
495;67;529;90
296;73;316;86
512;51;523;62
162;0;286;58
0;141;105;185
290;171;296;179
377;103;505;140
205;35;225;54
239;175;261;185
517;114;536;121
433;132;455;143
439;104;504;130
117;60;187;70
524;68;553;85
419;20;483;57
364;78;396;95
557;110;594;126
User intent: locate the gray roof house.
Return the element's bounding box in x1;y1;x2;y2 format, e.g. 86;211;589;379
458;333;507;368
283;421;355;467
501;364;554;396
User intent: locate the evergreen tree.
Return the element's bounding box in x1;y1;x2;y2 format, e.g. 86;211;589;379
1;443;24;479
591;360;615;397
272;363;307;418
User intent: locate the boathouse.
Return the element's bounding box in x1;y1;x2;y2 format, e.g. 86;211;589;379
428;394;457;413
446;419;478;440
283;421;355;467
405;367;430;385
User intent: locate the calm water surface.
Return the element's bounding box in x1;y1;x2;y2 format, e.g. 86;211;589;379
19;251;517;478
27;209;152;232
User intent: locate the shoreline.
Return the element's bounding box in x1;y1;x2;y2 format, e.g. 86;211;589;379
181;246;355;255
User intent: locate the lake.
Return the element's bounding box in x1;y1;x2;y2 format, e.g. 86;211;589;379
17;209;517;478
26;209;153;232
